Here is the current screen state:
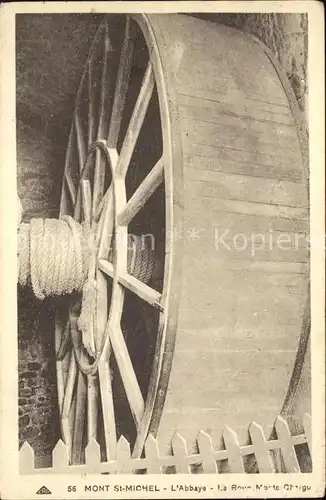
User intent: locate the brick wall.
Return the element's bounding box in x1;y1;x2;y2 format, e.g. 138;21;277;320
18;288;60;467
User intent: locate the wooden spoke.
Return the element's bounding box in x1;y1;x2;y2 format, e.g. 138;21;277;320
101;240;144;427
107;17;136;148
97;188;115;261
65;171;76;206
55;361;65;414
95;263;109;345
87;374;99;442
81;179;92;224
73;188;82;222
118;271;163;311
60;182;70;216
118;159;164;226
61;352;77;451
87;61;94;148
109;323;144;425
96;182;110;222
92;150;106;222
55;315;66;414
74;112;87;173
56;319;71;361
62;353;77;418
61;351;71;403
98;258;114;279
98;259;163;311
60;129;74;215
117;62;155;178
72;371;87;464
69;393;77;463
94;258;116;458
98;356;116;458
95;148;118;221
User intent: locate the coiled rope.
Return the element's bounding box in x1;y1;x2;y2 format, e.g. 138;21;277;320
18;216;90;299
18;218;154;296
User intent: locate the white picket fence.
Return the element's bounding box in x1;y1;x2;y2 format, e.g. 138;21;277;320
19;414;311;474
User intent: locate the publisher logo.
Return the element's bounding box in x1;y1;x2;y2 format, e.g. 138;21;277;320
36;486;52;495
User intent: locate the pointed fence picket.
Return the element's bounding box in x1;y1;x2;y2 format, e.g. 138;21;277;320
249;421;275;473
19;413;311;475
144;434;162;473
85;438;101;473
222;425;245;472
172;433;191;474
197;430;218;473
274;415;301;472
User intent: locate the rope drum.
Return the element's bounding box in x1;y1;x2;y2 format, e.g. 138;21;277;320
18;215;155;358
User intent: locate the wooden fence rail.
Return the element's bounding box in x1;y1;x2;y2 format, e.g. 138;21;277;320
19;414;311;474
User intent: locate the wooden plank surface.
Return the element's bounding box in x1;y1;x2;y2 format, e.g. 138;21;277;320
185;153;304;184
182;119;302;162
187;194;308;221
164;349;296;409
187;170;307;208
186;208;308;234
184;141;305;179
178;93;294;126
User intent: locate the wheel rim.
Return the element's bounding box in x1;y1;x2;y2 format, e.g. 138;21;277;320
55;15;177;464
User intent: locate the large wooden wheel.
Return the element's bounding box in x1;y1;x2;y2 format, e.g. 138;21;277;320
55;14;309;466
